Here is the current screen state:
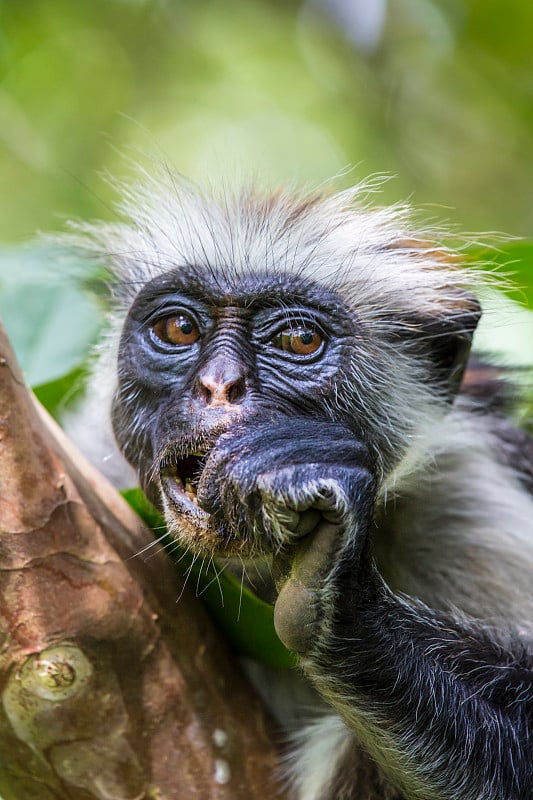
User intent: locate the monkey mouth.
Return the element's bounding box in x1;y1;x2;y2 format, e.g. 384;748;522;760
160;452;207;514
158;447;258;557
157;429;266;557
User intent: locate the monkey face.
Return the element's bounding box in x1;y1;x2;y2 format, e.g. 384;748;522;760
111;256;478;558
112;266;357;556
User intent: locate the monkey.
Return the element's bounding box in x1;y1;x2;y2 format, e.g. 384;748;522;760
64;168;533;800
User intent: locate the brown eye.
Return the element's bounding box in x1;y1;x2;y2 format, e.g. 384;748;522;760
272;327;323;356
152;314;200;346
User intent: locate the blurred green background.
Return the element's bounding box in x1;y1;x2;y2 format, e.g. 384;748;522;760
0;0;532;402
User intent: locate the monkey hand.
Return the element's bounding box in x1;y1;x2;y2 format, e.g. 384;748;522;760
196;418;376;653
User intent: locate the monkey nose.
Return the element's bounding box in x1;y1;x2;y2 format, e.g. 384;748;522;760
195;364;248;407
199;376;247;406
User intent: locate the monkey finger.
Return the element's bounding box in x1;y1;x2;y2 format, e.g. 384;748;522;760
261;491;323;542
273;521;342;655
292;508;323;536
284;520;342;588
261;496;300;530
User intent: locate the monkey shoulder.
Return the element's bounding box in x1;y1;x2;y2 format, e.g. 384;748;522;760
373;402;533;624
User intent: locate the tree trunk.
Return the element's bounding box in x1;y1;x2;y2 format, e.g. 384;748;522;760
0;322;287;800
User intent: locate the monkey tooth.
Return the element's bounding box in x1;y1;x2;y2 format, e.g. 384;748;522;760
185;480;199;504
161;453;204;511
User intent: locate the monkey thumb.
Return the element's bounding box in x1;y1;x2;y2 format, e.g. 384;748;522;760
273;521;341;655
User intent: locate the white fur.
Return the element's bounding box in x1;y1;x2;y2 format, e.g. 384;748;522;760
60;166;484;483
285;715;353;800
62;319;136;488
376;410;533;626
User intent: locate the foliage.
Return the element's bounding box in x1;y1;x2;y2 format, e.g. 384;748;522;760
2;0;533;240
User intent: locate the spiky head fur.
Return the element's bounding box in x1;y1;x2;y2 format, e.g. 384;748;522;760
62;166;484;482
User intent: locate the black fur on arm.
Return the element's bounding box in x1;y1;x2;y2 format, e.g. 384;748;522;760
305;556;533;800
269;448;533;800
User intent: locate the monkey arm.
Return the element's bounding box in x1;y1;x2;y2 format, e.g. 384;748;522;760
274;492;533;800
199;416;533;800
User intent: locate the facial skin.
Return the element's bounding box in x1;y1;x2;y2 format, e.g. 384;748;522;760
111;265;371;557
111;253;481;564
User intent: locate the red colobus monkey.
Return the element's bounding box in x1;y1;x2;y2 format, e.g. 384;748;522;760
66;169;533;800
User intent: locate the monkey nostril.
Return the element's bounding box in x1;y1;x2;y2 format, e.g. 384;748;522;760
195;354;249;407
226;375;246;404
198;381;213;405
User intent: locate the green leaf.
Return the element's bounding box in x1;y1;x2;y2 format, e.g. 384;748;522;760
473;241;533;309
0;244;102;387
33;366;87;420
122;488;297;669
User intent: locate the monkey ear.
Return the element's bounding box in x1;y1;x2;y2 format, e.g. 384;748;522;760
410;294;482;397
385;240;482;397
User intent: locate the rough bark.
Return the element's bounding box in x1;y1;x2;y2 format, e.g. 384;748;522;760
0;322;287;800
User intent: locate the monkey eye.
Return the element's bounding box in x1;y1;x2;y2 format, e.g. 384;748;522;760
270;327;323;356
152;313;200;346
